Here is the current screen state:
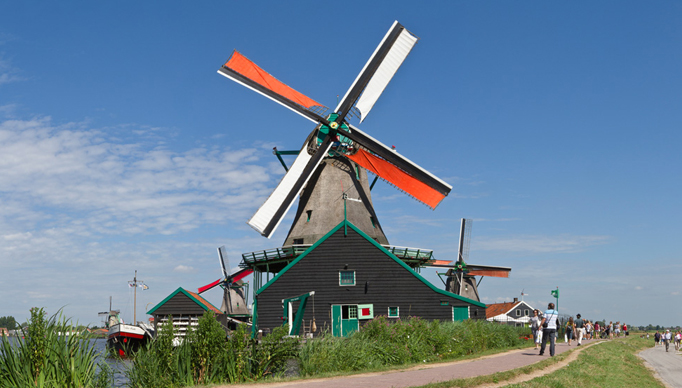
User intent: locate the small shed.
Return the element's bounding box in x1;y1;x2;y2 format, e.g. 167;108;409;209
147;287;232;337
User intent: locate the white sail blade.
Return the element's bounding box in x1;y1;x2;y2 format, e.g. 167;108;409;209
248;140;332;238
356;26;417;123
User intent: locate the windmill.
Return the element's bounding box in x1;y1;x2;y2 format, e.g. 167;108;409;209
218;21;452;244
198;246;253;317
444;219;511;302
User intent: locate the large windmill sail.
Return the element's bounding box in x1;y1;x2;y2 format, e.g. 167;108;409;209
218;21;452;239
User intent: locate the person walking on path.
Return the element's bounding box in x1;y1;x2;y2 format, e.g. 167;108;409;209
574;314;586;346
565;317;575;346
530;309;541;350
664;330;672;352
655;331;661;346
539;302;559;357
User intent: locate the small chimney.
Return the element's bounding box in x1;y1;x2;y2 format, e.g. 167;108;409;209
513;297;518;303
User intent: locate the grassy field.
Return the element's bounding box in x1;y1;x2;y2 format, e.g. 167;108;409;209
417;336;664;388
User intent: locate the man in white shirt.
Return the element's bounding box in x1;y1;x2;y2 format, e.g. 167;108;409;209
664;329;672;352
539;302;559;357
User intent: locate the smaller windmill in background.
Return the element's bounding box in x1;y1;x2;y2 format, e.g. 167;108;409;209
198;246;253;319
443;219;512;302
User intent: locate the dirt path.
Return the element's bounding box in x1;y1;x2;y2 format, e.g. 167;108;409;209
217;339;599;388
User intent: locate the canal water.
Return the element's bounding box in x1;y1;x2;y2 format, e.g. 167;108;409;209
94;338;131;387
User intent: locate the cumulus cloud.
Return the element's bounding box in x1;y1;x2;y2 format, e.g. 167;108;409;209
0;117;274;236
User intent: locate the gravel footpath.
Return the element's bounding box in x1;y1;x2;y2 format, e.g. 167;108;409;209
219;339;596;388
639;342;682;388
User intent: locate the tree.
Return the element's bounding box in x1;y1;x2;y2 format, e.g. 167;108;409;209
0;316;17;330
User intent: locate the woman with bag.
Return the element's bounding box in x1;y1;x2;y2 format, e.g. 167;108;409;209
565;317;575;345
530;309;541;350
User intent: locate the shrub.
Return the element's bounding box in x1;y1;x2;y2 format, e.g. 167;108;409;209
298;316;529;375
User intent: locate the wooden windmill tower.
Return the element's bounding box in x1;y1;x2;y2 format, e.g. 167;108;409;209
218;21;452;245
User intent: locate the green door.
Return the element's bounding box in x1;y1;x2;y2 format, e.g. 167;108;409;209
452;306;469;321
332;305;359;337
332;305;342;337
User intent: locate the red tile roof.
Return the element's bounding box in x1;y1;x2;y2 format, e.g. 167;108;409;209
485;302;518;319
186;290;223;315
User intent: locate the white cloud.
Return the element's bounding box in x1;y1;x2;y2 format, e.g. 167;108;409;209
474;234;611;253
635;286;643;290
0;57;23;86
173;265;195;273
0;117;275;236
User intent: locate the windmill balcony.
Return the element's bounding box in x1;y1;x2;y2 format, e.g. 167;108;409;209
240;244;435;274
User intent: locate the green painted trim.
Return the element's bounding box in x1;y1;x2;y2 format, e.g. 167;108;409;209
146;287;221;315
255;220;486;308
256;222;346;295
347;222;486;308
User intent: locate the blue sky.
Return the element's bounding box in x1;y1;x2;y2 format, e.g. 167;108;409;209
1;1;680;327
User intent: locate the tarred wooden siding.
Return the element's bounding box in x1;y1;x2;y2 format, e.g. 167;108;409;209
255;227;485;335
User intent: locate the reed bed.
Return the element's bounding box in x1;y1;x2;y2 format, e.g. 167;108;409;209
0;307;112;388
125;311;298;388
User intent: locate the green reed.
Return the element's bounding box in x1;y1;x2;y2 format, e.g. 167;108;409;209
0;307;112;388
126;311;298;387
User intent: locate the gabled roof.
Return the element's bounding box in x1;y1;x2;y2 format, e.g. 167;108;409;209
256;220;486;308
147;287;222;315
486;302;517;319
485;300;535;319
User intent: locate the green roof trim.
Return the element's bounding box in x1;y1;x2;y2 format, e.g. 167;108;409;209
255;220;486;308
146;287;222;315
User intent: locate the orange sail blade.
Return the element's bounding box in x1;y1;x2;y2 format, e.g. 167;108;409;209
224;51;322;109
467;269;510;278
347;148;446;209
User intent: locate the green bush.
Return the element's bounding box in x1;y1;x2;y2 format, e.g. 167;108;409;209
0;307;112;388
298;316;529;375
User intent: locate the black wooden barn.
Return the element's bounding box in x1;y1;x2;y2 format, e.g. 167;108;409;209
250;220;486;337
147;287;245;337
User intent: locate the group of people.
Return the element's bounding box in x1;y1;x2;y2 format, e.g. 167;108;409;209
529;303;625;357
653;330;682;352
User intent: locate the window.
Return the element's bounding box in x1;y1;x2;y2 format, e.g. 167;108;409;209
516;309;521;316
306;210;312;222
347;305;358;319
370;216;376;228
388;306;399;318
524;309;530;316
440;301;449;306
293;238;304;245
339;271;355;286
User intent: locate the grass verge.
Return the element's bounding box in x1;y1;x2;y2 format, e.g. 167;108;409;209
414;336;663;388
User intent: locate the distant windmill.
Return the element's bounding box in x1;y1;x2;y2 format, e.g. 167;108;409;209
198;246;253;317
445;219;512;301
